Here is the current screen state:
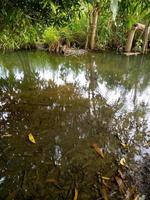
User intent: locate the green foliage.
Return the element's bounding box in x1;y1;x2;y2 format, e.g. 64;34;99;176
0;9;43;51
1;0;150;51
0;26;40;51
69;15;87;47
42;14;87;48
42;27;60;43
97;6;112;49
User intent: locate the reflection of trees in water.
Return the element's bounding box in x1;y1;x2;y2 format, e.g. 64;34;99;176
0;53;149;199
140;155;150;199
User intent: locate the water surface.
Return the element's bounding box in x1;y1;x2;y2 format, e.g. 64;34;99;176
0;51;150;199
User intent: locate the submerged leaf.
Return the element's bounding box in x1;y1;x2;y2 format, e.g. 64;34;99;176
121;143;128;148
91;143;104;158
28;133;36;144
1;134;12;138
115;176;126;194
125;186;137;200
102;176;110;181
46;178;57;184
73;188;78;200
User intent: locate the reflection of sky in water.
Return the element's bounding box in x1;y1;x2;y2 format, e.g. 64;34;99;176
37;65;87;87
0;68;24;79
0;177;6;185
36;67;150;131
1;64;150;132
1;66;150;110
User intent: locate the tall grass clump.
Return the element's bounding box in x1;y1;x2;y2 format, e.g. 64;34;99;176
42;27;60;44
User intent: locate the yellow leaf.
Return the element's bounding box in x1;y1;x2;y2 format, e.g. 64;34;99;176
28;133;36;144
119;158;126;166
73;188;78;200
91;143;104;158
121;143;128;148
102;176;110;180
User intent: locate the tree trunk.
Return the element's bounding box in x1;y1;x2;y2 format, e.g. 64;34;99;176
125;23;145;52
85;3;99;50
90;4;99;49
142;25;149;54
85;13;92;49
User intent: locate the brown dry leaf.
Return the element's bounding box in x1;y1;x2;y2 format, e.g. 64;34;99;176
125;186;136;200
46;178;57;184
115;176;126;194
73;188;78;200
121;143;128;148
91;143;104;158
119;158;126;166
28;133;36;144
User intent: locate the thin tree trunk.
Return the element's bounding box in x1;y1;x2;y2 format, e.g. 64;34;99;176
142;25;149;54
85;28;89;49
85;3;99;50
90;5;99;50
85;13;92;49
125;23;145;52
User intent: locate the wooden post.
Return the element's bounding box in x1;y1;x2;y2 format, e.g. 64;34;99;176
125;29;136;52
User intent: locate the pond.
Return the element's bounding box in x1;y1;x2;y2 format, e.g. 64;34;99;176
0;51;150;200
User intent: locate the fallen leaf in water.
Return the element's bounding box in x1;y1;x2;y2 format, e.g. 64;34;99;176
28;133;36;144
46;178;57;183
1;134;12;138
119;158;126;166
91;143;104;158
115;176;126;194
73;188;78;200
102;176;110;180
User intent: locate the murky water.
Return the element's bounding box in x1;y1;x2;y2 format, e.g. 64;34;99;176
0;51;150;200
